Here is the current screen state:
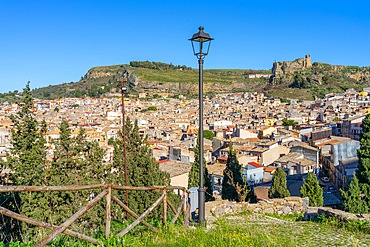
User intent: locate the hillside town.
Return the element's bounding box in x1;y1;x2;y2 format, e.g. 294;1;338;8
1;87;370;207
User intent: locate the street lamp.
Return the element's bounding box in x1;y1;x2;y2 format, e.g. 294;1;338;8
117;70;129;219
189;26;213;226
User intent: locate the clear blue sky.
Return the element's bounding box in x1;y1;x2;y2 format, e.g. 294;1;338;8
1;0;370;93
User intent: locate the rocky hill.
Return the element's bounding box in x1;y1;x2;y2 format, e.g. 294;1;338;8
3;57;370;102
268;54;370;99
28;62;271;100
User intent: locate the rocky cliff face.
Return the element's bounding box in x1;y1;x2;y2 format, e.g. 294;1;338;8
84;66;121;79
272;54;312;77
269;55;370;90
83;65;261;94
270;54;313;84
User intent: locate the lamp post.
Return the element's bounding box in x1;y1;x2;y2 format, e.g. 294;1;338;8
117;70;129;219
189;26;213;226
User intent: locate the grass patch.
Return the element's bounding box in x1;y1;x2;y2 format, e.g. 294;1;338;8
3;213;370;246
316;215;370;235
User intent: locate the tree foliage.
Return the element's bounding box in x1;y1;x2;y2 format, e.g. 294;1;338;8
221;143;250;202
203;130;214;141
5;82;48;186
0;84;110;242
268;167;290;198
300;172;323;206
342;114;370;213
46;121;109;235
188;139;214;202
282;119;298;126
342;175;368;213
1;83;49;241
129;61;192;70
356;114;370;185
113;118;179;218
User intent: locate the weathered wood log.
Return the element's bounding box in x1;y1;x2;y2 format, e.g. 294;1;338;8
0;185;186;193
111;185;185;191
0;185;188;242
118;193;165;237
168;197;184;225
0;206;98;245
106;186;111;238
111;195;157;232
35;189;108;247
0;184;106;192
163;189;167;224
184;191;190;226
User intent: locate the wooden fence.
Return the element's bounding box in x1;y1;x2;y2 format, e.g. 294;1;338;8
0;184;189;246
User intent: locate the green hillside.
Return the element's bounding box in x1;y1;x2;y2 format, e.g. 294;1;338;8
2;58;370;102
26;64;271;100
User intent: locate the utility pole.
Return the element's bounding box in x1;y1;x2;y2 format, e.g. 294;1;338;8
118;70;129;219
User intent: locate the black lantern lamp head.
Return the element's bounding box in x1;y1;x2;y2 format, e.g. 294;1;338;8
189;26;213;59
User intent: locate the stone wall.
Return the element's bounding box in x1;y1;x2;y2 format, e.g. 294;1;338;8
207;198;370;223
305;207;370;221
207;196;309;218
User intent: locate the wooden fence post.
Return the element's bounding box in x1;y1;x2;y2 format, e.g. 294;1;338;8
118;193;165;237
111;195;157;232
0;184;188;243
106;185;112;238
184;190;189;226
35;189;108;247
0;206;98;245
163;188;167;224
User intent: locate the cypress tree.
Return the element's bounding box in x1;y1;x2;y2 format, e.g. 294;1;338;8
342;114;370;213
342;174;367;213
1;82;49;241
268;167;290;198
6;82;47;186
46;120;77;227
112;118;176;219
47;121;109;234
188;139;214;201
357;114;370;184
221;143;249;202
300;172;323;206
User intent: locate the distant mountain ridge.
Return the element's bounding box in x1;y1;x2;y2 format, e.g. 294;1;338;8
2;57;370;102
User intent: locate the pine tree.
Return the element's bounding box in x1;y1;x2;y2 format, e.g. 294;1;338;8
46;121;109;234
1;82;49;241
188;139;214;201
268;167;290;198
112;118;177;219
341;174;368;213
46;120;77;227
221;143;249;202
357;114;370;185
300;172;323;206
342;114;370;213
6;82;47;186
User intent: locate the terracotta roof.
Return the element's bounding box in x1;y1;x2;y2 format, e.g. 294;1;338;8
316;139;340;147
159;161;192;177
246;138;260;142
234;146;253;151
263;166;276;173
157;159;169;163
248;162;261;168
217;156;228;161
207;163;226;176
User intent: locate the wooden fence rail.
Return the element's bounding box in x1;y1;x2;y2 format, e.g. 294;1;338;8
0;184;189;247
